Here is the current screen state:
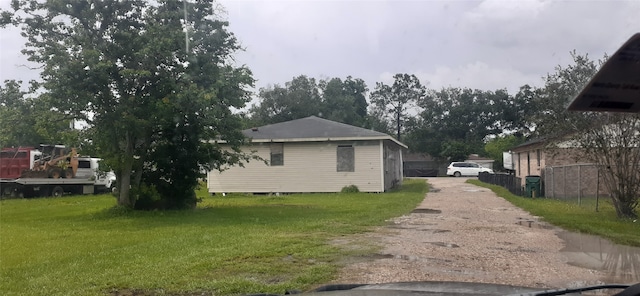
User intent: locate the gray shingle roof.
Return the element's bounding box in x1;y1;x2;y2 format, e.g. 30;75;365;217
243;116;396;141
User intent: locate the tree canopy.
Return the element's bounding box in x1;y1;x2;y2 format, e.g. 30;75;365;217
528;52;603;138
370;73;425;141
248;75;370;128
249;75;323;126
0;80;77;148
405;87;522;162
2;0;253;209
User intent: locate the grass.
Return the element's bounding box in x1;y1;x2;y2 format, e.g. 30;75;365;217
467;179;640;247
0;179;427;296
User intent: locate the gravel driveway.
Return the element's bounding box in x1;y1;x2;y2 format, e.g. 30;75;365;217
332;177;603;289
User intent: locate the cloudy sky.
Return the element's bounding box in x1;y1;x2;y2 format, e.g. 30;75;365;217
1;0;639;96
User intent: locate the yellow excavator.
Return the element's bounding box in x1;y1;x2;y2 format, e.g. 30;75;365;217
20;147;79;179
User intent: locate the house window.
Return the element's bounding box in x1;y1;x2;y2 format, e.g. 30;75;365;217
337;145;354;172
270;143;283;166
536;149;541;167
527;152;531;175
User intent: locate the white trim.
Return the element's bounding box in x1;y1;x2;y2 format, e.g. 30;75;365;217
399;148;404;179
380;140;385;192
213;136;408;149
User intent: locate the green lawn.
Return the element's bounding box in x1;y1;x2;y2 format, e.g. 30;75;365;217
0;180;427;296
468;179;640;247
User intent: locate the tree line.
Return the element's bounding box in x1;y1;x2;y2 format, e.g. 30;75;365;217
242;52;600;163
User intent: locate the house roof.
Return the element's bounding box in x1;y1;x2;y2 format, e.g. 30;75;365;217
466;154;494;161
243;116;407;148
511;138;548;152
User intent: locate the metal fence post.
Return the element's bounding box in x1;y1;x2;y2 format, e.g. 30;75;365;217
551;167;554;198
596;165;600;212
578;164;582;205
563;167;566;199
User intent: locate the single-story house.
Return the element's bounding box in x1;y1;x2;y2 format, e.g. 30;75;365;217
511;137;589;182
510;137;606;198
510;138;548;182
207;116;407;194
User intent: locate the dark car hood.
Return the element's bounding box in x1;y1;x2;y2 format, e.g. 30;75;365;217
302;281;631;296
305;282;539;296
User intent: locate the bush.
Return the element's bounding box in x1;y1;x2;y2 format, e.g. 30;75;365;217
131;183;163;210
341;185;360;193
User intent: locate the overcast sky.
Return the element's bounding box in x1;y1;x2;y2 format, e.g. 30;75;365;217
1;0;639;97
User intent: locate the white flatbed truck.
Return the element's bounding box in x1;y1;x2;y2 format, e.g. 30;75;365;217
0;146;115;198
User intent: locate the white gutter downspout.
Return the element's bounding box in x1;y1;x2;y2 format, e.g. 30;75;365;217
380;140;385;192
399;147;404;182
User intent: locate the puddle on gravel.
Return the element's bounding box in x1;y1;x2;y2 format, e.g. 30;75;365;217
558;231;640;284
373;253;453;264
429;187;441;193
386;225;450;233
431;229;451;233
515;220;554;229
416;229;451;234
428;242;460;248
462;188;483;192
412;208;441;214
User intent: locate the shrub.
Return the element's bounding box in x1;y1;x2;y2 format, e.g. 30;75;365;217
341;185;360;193
131;183;163;210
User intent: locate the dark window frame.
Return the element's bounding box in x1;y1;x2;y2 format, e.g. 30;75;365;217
337;145;355;172
270;143;284;166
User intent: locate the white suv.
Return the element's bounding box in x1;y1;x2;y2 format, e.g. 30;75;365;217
446;162;493;177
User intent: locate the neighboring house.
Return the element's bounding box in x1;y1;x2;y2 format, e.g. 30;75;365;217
403;153;440;177
510;138;548;182
510;137;594;188
207;116;407;194
465;154;495;170
402;153;493;176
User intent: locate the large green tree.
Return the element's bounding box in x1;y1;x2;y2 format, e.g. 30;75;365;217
538;52;638;218
495;85;539;136
3;0;253;209
529;51;602;137
249;75;370;127
370;73;425;140
484;134;524;170
320;76;368;126
409;87;508;160
249;75;322;125
0;80;76;148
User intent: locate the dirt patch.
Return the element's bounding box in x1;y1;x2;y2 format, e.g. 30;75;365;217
331;177;604;289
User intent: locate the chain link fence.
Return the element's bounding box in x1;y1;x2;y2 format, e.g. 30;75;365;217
480;165;613;211
543;164;609;210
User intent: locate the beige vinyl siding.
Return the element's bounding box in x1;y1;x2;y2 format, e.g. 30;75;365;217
208;140;383;193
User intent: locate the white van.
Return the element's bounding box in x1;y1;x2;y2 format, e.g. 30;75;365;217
446;162;493;177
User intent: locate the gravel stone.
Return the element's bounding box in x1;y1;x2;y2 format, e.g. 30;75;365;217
332;177;604;289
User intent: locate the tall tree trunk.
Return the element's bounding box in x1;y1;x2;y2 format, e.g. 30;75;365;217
117;132;134;208
118;162;133;208
396;110;401;141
